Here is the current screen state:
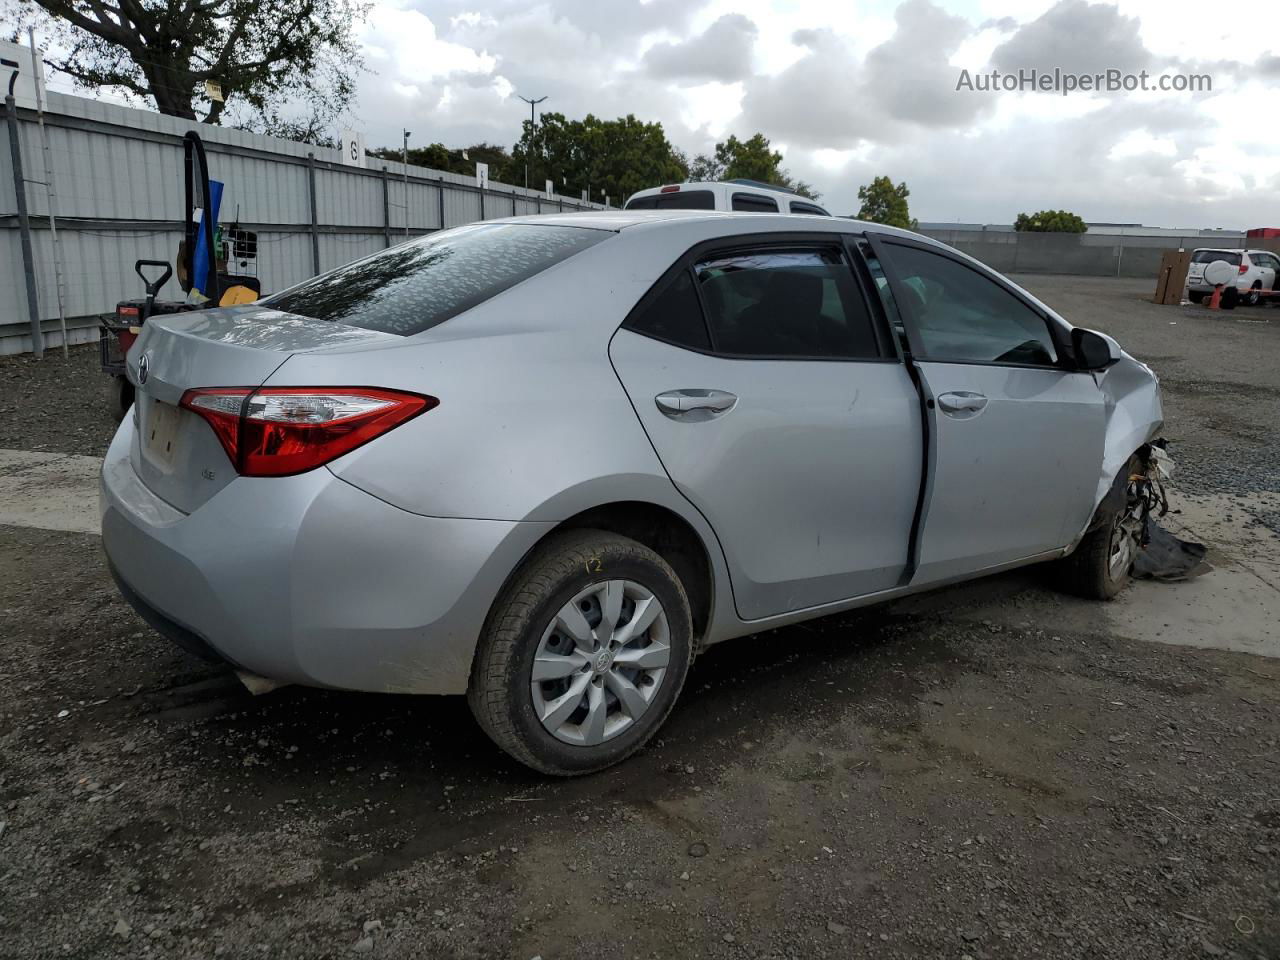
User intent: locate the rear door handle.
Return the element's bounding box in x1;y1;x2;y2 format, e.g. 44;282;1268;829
655;389;738;420
936;391;988;415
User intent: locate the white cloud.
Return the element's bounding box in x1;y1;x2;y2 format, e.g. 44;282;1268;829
320;0;1278;226
1109;131;1177;160
643;14;758;83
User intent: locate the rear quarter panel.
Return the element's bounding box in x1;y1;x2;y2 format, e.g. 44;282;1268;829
262;233;689;523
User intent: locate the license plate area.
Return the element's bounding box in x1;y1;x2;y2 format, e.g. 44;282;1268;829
144;399;183;468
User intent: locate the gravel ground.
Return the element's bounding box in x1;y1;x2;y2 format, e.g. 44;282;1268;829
1;276;1278;959
0;343;119;457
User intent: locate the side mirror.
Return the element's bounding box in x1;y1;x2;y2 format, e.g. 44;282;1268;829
1071;328;1118;371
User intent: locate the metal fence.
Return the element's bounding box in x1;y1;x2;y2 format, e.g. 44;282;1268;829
0;92;604;356
915;227;1249;280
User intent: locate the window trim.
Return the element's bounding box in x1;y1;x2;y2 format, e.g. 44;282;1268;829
619;231;900;365
789;200;829;216
730;192;780;213
864;232;1079;372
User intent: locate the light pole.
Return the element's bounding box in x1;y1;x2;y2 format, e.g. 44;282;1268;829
402;129;411;238
517;95;547;190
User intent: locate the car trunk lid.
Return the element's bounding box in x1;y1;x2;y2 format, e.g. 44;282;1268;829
126;306;398;513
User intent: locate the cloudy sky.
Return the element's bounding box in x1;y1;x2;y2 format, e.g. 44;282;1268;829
339;0;1278;228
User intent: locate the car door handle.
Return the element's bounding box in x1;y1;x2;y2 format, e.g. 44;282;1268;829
655;389;738;419
936;391;988;415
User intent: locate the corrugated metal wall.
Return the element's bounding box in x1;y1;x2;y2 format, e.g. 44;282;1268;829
0;92;604;355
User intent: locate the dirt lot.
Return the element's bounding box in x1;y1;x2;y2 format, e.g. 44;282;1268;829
1;278;1278;959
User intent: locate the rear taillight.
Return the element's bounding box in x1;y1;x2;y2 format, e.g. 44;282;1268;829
660;184;680;193
180;387;435;477
1239;262;1249;274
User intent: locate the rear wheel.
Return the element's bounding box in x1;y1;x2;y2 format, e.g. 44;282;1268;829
1056;455;1143;600
468;530;693;776
107;375;134;422
1187;290;1205;304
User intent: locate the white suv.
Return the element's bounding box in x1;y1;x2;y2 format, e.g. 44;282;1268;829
624;179;831;216
1186;248;1280;306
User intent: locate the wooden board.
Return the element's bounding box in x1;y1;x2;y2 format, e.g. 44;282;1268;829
1153;250;1193;305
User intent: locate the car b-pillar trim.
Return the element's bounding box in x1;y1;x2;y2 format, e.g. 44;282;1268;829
861;232;934;587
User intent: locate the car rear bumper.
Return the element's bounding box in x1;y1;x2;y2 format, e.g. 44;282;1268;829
1186;279;1247;293
100;418;553;694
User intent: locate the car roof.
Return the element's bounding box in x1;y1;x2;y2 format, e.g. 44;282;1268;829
627;180;805;199
489;209;922;240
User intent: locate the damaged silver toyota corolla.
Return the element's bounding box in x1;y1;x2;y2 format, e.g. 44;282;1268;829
101;212;1164;775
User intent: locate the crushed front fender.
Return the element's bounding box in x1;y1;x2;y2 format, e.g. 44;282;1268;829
1090;349;1164;521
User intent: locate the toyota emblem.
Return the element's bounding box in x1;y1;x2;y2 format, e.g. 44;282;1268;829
137;352;150;385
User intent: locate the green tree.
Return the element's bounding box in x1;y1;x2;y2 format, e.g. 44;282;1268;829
368;142;515;183
689;133;820;200
1014;210;1088;233
855;176;917;230
512;112;688;203
15;0;368;126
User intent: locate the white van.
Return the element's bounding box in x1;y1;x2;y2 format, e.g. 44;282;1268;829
624;179;831;216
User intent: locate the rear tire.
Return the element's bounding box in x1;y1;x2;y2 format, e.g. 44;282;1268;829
107;375;134;422
1187;290;1204;304
1056;455;1142;601
468;530;693;776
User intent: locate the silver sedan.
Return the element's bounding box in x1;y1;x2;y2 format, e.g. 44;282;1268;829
101;211;1163;775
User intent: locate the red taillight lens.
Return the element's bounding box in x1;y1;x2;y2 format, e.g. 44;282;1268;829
179;387;436;477
659;184;680;193
1239;262;1249;274
117;305;140;318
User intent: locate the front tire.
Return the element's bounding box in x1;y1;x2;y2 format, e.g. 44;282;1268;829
468;530;693;776
1056;455;1143;600
1245;283;1262;307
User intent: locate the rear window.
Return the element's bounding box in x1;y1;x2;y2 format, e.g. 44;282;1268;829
625;190;715;211
1191;250;1241;265
261;223;608;336
731;193;779;212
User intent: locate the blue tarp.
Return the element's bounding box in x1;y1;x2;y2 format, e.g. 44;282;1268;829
192;179;224;300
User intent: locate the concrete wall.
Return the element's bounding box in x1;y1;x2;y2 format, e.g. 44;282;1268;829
917;227;1249;280
0;93;603;355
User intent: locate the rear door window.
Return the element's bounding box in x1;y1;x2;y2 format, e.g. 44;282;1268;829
262;223;608;336
625;190;715;210
623;269;711;350
693;247;882;359
731;193;779;213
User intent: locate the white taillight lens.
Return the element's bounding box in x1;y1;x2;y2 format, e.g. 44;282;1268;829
243;392;399;425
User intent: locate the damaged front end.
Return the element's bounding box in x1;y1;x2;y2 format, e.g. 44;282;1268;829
1091;349;1165;516
1064;345;1207;581
1076;432;1210;583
